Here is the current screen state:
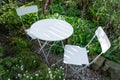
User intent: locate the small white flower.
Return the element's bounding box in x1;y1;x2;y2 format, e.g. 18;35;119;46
26;70;28;73
26;76;29;78
59;76;61;79
21;65;23;68
21;67;23;70
20;60;22;62
23;74;26;76
48;68;50;71
30;77;33;79
34;60;36;63
60;66;62;69
8;78;10;80
50;73;53;79
48;70;51;74
18;73;22;77
20;65;24;70
35;73;39;76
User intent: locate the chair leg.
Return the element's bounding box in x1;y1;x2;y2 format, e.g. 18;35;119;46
77;65;88;72
51;58;63;67
37;39;44;53
37;39;49;65
47;42;56;58
68;65;84;80
38;40;48;53
65;64;67;78
61;40;64;48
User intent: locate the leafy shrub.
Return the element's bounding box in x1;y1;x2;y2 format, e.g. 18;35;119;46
0;49;64;80
0;45;4;56
49;4;65;14
9;37;31;53
0;1;38;37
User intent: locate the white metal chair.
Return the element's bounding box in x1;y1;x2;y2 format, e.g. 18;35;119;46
16;5;49;62
16;5;39;39
63;26;111;79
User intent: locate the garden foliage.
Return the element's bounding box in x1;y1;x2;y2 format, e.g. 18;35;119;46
0;0;120;79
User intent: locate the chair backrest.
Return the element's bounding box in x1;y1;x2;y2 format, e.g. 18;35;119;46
86;26;111;67
95;26;111;53
16;5;38;16
16;5;38;30
85;26;111;53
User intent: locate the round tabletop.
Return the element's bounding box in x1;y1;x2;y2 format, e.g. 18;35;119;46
30;19;73;41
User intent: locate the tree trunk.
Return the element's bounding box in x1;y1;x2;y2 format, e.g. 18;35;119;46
81;0;87;18
43;0;52;14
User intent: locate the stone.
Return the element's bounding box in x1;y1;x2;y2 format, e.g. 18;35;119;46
102;63;109;71
91;56;105;70
104;60;120;80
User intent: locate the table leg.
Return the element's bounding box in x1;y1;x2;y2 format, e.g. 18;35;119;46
37;39;45;54
61;40;64;48
46;42;56;58
37;39;49;64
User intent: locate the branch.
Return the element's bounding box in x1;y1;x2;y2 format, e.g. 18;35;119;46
81;0;87;18
43;0;52;14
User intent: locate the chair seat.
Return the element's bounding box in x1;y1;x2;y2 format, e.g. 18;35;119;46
63;45;89;65
25;28;36;39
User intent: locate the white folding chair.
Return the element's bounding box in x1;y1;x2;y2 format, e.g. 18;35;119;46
63;26;111;79
16;5;39;39
16;5;48;64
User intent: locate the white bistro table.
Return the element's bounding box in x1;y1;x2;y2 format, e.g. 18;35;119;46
30;19;73;64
